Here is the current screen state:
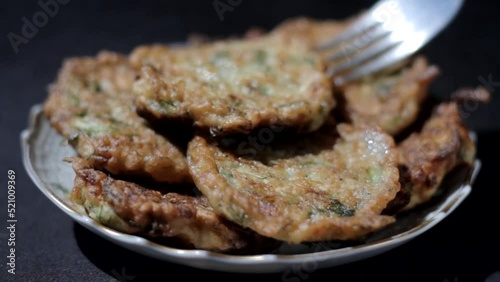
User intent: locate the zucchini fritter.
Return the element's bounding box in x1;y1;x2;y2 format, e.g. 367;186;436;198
130;35;334;136
341;57;439;135
272;17;439;135
44;52;191;183
398;103;476;210
187;123;400;243
68;158;270;252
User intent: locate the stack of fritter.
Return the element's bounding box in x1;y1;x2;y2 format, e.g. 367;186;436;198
43;17;479;253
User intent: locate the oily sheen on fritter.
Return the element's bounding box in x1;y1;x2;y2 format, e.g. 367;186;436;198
68;158;271;252
44;52;191;183
398;102;476;209
130;35;334;136
187;123;400;243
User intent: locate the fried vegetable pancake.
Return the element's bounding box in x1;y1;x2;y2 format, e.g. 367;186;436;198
187;123;400;243
44;52;191;183
130;35;334;136
68;158;271;252
271;17;439;135
341;57;439;135
398;102;476;210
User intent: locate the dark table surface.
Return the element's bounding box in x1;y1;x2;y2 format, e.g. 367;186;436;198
1;0;499;281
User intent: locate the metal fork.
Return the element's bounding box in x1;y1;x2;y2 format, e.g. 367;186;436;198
317;0;464;86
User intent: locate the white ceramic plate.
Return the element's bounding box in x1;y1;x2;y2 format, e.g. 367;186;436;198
21;104;480;273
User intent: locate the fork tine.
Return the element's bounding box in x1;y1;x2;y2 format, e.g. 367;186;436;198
333;48;411;86
315;15;380;51
327;38;401;76
326;26;391;62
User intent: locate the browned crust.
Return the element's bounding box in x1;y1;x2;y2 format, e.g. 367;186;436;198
270;17;440;136
187;124;400;243
68;158;272;252
44;51;191;183
130;36;335;137
341;57;440;135
397;103;476;210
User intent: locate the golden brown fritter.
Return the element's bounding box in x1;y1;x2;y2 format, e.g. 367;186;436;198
68;158;271;252
397;102;476;210
341;57;439;135
187;123;400;244
271;17;440;136
44;52;191;183
130;35;334;136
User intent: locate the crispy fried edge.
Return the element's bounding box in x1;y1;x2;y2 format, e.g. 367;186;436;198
341;57;440;135
130;38;335;136
67;157;273;252
397;102;476;210
43;51;192;183
187;124;399;244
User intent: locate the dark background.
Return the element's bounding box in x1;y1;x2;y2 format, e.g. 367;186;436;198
1;0;499;281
